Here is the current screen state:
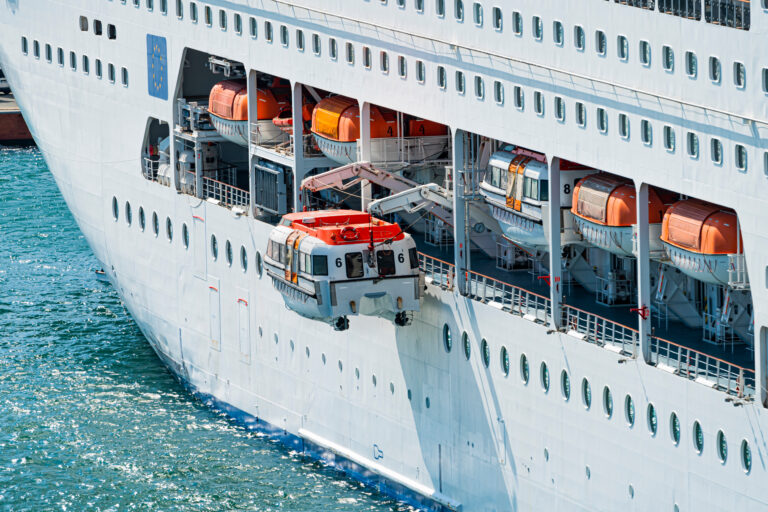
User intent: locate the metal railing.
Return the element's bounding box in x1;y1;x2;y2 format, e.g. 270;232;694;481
466;270;551;324
705;0;750;30
658;0;702;18
142;157;160;181
650;336;755;397
419;253;455;289
202;176;250;209
562;305;639;357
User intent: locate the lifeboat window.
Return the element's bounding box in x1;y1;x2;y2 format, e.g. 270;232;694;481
376;250;396;276
662;45;674;72
492;7;502;31
553;21;564;46
329;38;338;60
472;2;482;26
250;17;257;38
436;0;445;17
437;66;446;89
234;14;242;35
686;51;698;78
595;30;606;56
539;180;549;201
663;125;676;152
617;35;628;61
408;247;419;269
576;102;586;127
381;51;390;73
639;40;651;66
512;11;522;36
523;177;538;201
204;6;212;26
493;81;504;105
190;3;197;23
312;255;328;276
574;26;585;51
735;144;747;172
345;42;354;65
733;62;746;88
280;25;289;46
345;252;364;279
363;47;372;69
176;0;182;19
264;21;273;42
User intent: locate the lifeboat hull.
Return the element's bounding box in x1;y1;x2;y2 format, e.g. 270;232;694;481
489;204;547;249
313;134;450;166
663;243;732;285
574;217;635;257
210;115;288;147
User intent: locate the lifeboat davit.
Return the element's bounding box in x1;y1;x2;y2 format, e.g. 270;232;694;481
572;174;671;257
310;96;448;165
264;210;423;330
208;79;289;146
660;200;742;285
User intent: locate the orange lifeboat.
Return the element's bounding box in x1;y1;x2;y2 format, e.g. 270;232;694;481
208;79;290;147
660;199;742;284
272;101;316;134
572;174;672;256
311;96;449;165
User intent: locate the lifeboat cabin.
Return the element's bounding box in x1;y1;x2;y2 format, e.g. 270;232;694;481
479;148;593;250
571;174;672;257
208;79;290;147
264;210;423;330
310;96;448;165
660;200;742;285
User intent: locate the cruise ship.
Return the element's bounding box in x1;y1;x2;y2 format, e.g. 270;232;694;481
1;1;765;510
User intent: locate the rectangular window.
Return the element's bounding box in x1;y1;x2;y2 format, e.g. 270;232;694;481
735;145;747;171
415;0;424;13
617;35;628;60
33;40;39;59
437;65;446;88
45;44;52;63
381;51;389;73
69;51;76;70
595;31;606;56
455;0;464;21
492;7;502;31
329;38;337;59
472;2;482;26
554;96;565;121
82;55;89;74
618;113;629;139
734;62;746;88
21;36;28;55
79;16;88;31
553;21;563;46
711;138;723;164
763;68;768;94
296;30;304;50
190;3;198;23
345;252;364;278
532;16;543;40
639;40;651;66
663;126;675;152
312;255;328;276
512;11;522;35
416;60;426;83
346;42;354;64
205;6;212;26
641;120;652;145
121;67;129;86
514;86;524;110
57;47;63;66
534;91;544;115
436;0;445;17
93;20;103;36
234;14;242;34
376;250;396;276
685;51;697;78
597;107;607;133
108;63;115;83
576;102;586;127
250;17;257;38
662;46;674;72
710;56;721;83
96;59;102;79
398;56;407;77
493;81;504;105
687;132;699;158
455;70;465;93
264;21;273;42
313;34;321;55
574;26;585;50
160;0;167;14
176;0;183;18
474;76;484;99
363;47;372;68
280;25;289;46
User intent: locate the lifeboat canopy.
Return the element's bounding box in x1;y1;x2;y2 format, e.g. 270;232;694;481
208;79;290;122
661;200;741;255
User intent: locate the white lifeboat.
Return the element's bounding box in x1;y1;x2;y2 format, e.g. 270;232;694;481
264;210;423;330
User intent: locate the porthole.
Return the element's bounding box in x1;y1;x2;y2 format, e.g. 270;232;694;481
240;246;248;272
500;346;509;376
372;374;377;386
670;412;681;445
255;251;263;277
481;339;490;367
182;223;189;249
390;382;395;394
138;207;146;231
561;370;570;401
152;212;159;236
225;240;233;266
582;378;591;409
425;397;430;408
741;440;752;473
338;360;343;372
111;197;119;221
166;217;173;241
462;331;470;360
540;362;550;392
520;354;529;384
692;421;704;454
355;367;359;379
647;403;658;436
124;201;132;225
717;430;727;464
211;234;218;260
443;324;452;352
553;21;564;46
625;395;635;427
603;386;613;418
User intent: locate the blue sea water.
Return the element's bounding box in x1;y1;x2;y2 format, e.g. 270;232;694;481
0;147;414;511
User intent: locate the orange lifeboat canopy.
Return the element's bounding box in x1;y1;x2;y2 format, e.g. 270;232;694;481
281;210;405;246
661;200;742;255
209;80;248;121
311;97;401;142
572;174;670;226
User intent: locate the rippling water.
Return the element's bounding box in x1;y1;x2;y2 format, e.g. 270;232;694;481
0;147;413;511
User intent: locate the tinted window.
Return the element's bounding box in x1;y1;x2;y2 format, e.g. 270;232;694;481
408;247;419;269
345;252;364;278
377;250;396;276
312;255;328;276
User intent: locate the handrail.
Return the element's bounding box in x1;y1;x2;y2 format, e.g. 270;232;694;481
201;176;250;208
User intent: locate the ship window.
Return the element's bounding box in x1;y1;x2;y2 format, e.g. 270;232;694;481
437;66;446;88
647;403;657;436
573;25;585;51
734;62;746;88
595;30;606;56
492;7;502;31
281;25;289;46
182;224;189;249
160;0;167;14
561;370;570;401
147;0;154;11
255;251;263;277
472;2;482;26
398;56;407;78
45;44;51;63
662;46;674;72
670;412;681;445
33;40;39;59
474;76;485;99
176;0;183;19
532;16;543;40
514;86;524;110
597;108;607;133
481;339;490;367
265;21;273;42
415;0;424;13
711;138;723;165
741;440;752;474
408;247;419;269
763;68;768;94
462;332;471;360
79;16;88;32
112;197;119;221
250;17;257;38
313;34;321;55
554;96;565;122
346;42;354;65
381;51;389;73
329;38;338;60
639;40;650;66
735;144;747;171
454;0;464;21
225;240;233;266
687;132;699;158
92;20;103;36
21;36;27;55
69;51;76;71
664;125;675;152
493;81;504;105
436;0;445;17
363;47;372;68
211;234;218;260
710;56;721;83
603;386;613;418
455;71;465;94
520;354;529;383
96;59;102;79
82;55;89;75
545;21;561;46
540;362;550;392
576;102;586;127
204;6;212;26
139;207;146;231
686;51;697;78
764;152;768;177
581;378;591;409
717;431;728;463
345;252;364;278
625;395;635;427
152;212;159;236
107;24;117;40
190;3;197;23
240;246;248;272
234;14;242;35
641;120;652;145
166;217;173;242
57;47;63;66
539;180;549;201
692;421;704;454
534;91;544;116
512;11;522;35
523;176;538;200
121;67;129;87
133;0;139;7
416;60;425;83
376;250;396;276
397;0;405;7
618;113;629;139
617;35;628;61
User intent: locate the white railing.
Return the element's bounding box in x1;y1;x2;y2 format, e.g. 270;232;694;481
650;336;755;397
419;253;455;290
142;157;159;181
202;176;250;209
727;253;750;289
562;305;639;357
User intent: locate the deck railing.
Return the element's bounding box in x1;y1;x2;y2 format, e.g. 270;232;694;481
650;336;755;397
202;176;250;209
705;0;750;30
142;157;160;181
562;305;639;357
466;270;551;324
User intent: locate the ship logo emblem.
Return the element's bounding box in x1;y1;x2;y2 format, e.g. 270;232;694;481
146;34;168;100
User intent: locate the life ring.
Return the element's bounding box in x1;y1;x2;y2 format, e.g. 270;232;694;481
340;226;359;241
